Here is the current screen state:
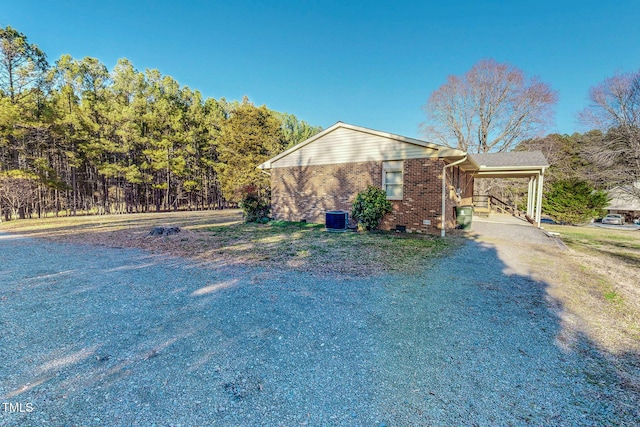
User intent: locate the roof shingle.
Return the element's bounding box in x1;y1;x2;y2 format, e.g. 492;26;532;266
470;151;549;168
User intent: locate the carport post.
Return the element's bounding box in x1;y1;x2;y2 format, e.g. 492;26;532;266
527;177;534;217
535;171;544;227
441;156;467;237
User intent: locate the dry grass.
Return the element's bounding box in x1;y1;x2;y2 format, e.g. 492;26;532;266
540;225;640;350
534;224;640;394
0;210;462;276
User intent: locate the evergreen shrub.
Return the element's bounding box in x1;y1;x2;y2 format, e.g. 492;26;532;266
352;185;392;231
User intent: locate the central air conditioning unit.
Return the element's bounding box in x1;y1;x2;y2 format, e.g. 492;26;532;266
325;210;348;232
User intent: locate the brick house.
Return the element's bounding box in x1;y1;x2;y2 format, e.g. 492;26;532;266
258;122;548;234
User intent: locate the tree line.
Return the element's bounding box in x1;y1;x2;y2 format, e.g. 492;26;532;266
0;26;321;220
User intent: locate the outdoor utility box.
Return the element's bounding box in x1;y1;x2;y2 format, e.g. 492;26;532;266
456;205;474;230
326;211;348;231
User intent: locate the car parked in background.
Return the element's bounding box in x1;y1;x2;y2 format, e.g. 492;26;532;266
601;214;625;225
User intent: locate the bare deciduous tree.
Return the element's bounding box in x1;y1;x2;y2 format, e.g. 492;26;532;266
517;131;606;186
422;59;558;153
580;70;640;197
0;173;37;219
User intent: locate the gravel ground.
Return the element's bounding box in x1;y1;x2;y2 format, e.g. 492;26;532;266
1;223;637;426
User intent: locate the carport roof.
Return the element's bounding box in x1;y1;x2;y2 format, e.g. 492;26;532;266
470;151;549;168
465;151;549;178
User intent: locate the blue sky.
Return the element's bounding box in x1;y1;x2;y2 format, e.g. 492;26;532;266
3;1;639;139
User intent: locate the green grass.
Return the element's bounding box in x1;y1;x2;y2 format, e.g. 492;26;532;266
544;224;640;269
603;290;623;305
545;224;640;248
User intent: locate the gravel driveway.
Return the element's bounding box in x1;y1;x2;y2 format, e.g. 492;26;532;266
0;223;636;426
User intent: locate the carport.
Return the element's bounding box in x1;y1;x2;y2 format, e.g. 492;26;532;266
459;152;549;228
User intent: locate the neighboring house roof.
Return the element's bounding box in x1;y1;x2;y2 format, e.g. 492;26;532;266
607;186;640;211
258;122;467;170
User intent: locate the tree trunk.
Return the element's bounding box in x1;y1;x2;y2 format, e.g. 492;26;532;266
102;175;108;214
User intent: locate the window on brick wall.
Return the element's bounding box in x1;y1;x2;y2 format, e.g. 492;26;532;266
382;160;403;200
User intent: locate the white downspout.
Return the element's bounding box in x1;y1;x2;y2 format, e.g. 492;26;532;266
441;157;467;237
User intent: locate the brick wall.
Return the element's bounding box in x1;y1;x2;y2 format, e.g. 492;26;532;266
271;161;381;224
270;159;474;234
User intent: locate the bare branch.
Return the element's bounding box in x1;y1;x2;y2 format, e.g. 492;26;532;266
580;70;640;198
422;59;557;153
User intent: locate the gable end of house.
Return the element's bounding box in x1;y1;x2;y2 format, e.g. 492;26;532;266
259;122;461;170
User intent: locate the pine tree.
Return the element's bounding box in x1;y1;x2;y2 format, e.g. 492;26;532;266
216;101;285;202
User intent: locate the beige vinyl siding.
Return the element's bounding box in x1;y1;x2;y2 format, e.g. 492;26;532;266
271;127;437;168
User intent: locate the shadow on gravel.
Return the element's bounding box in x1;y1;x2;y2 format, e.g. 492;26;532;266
373;234;640;425
0;231;638;426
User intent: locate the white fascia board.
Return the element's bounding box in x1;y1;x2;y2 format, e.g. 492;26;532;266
477;165;547;172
